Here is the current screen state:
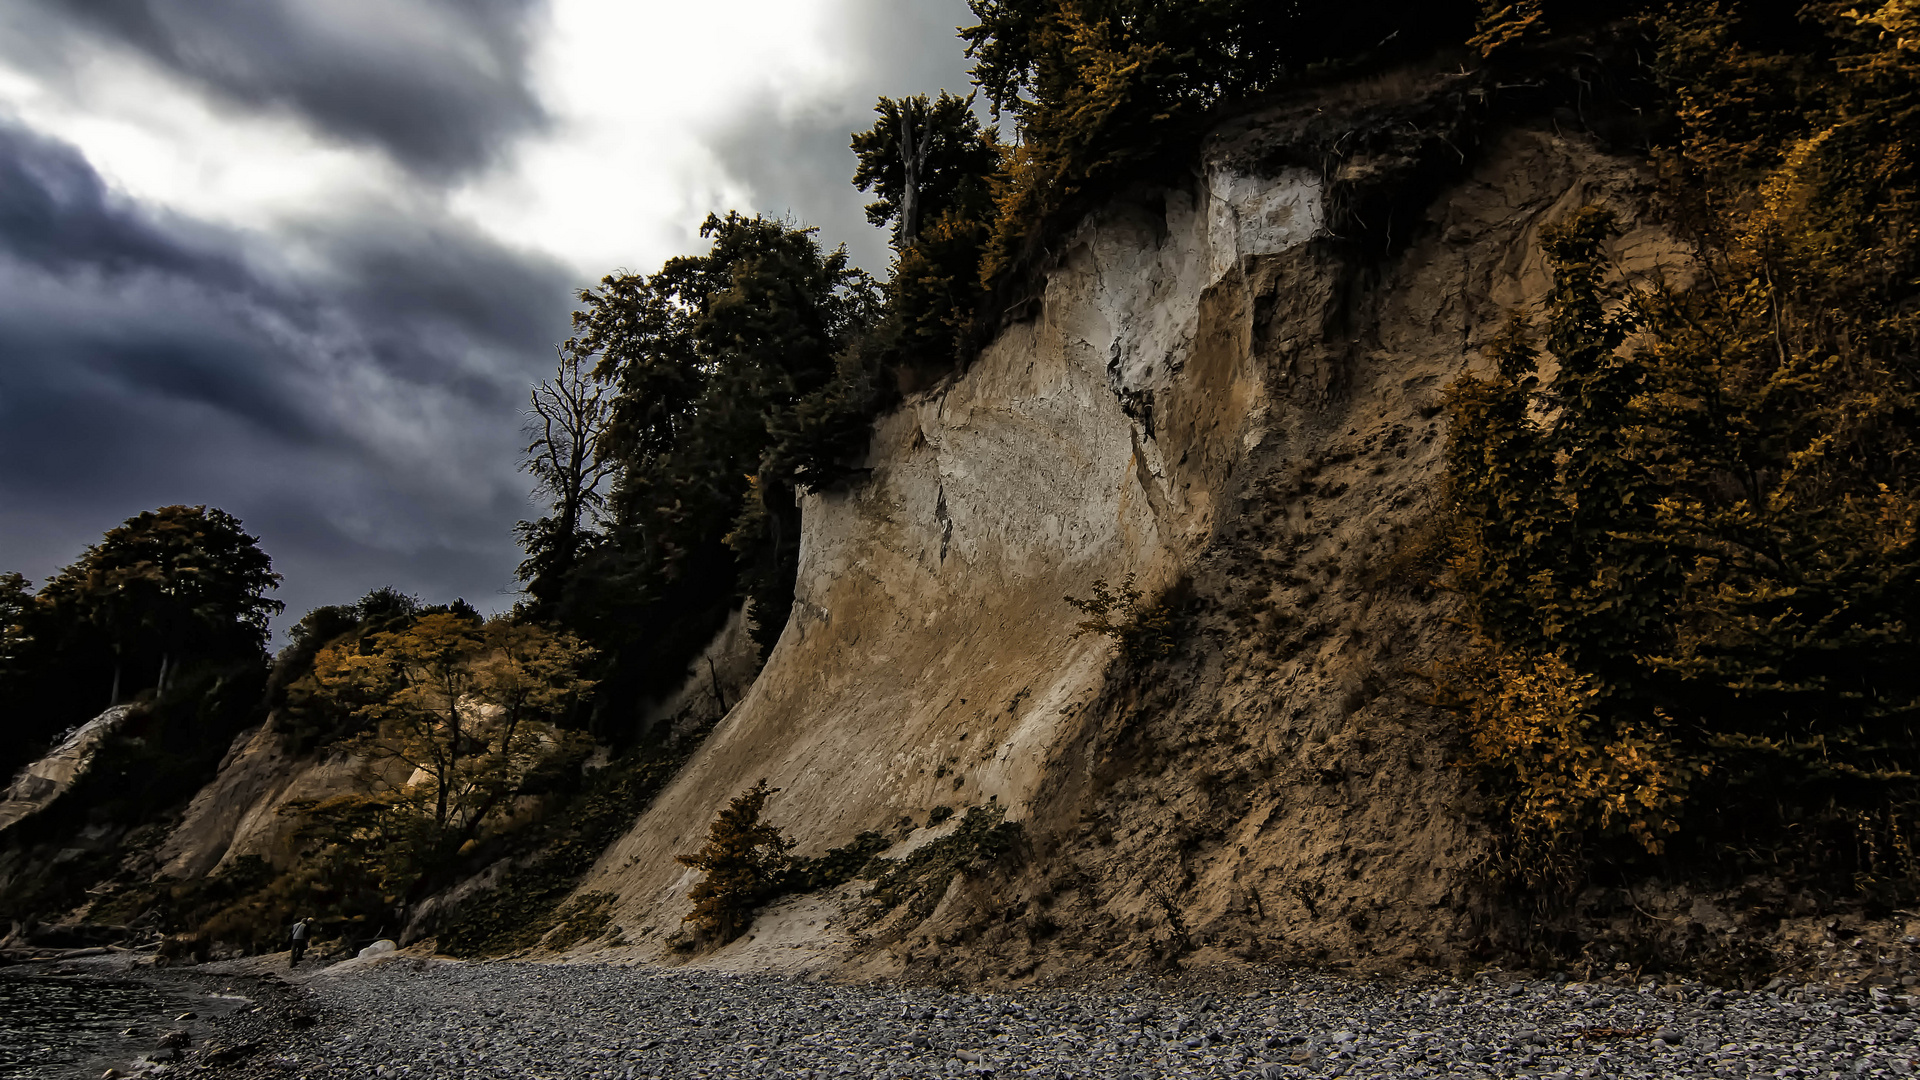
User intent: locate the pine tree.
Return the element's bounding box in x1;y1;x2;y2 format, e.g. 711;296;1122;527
676;780;793;943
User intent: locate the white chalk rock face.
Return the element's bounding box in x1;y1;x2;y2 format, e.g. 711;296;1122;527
580;161;1320;954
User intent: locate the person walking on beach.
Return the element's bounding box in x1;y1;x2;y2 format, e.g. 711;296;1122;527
289;916;314;968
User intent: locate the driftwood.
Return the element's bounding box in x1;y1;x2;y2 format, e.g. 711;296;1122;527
1;942;160;962
2;945;115;961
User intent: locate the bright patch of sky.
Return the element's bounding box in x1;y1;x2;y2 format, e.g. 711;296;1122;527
0;0;974;626
0;1;965;276
0;41;396;233
459;0;853;276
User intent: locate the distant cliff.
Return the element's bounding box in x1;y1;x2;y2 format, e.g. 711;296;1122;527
0;706;133;833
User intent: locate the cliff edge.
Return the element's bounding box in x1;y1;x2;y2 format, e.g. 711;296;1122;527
572;74;1687;980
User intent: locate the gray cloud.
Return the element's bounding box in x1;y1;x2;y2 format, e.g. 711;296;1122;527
0;2;982;634
8;0;549;180
0;116;575;627
0;119;238;282
706;0;979;272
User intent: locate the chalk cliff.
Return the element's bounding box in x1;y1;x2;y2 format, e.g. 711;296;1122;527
572;74;1686;978
0;706;133;834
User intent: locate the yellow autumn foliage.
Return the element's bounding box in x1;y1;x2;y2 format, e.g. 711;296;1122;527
1450;649;1704;883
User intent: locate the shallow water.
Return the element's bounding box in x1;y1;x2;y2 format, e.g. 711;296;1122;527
0;968;185;1079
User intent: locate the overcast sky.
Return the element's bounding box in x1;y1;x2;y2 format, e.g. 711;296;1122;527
0;0;975;635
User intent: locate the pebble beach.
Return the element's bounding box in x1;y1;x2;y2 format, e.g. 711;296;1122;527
142;958;1919;1079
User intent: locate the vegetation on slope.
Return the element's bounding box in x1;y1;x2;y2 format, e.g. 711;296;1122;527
1440;1;1920;900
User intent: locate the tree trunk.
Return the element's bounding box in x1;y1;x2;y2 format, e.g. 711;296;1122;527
108;649;121;708
897;100;934;251
899;112;920;249
454;709;522;851
437;700;461;834
708;656;729;715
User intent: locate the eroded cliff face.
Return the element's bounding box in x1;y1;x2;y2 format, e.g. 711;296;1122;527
5;75;1684;975
574;77;1686;980
578;152;1321;953
153;723;380;880
0;706;132;834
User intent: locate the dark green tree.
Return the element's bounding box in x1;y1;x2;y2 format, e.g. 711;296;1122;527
0;571;30;683
850;92;1001;374
531;214;879;737
0;507;281;784
37;505;282;706
852;91;999;252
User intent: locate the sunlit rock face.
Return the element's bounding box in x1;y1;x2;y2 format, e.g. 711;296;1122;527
574;93;1686;977
154;723;385;880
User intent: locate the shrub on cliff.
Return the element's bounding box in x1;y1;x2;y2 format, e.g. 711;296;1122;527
676;779;794;944
1444;189;1920;892
868;803;1023;919
1066;574;1177;665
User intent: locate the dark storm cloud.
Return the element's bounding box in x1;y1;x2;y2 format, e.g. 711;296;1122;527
0;119;236;282
0;118;308;436
309;210;571;393
9;0;549;179
706;0;979;271
0;118;577;627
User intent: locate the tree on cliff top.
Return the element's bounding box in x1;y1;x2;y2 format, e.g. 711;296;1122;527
960;0;1473;285
33;505;282;706
516;346;614;617
0;572;30;681
852;91;999;253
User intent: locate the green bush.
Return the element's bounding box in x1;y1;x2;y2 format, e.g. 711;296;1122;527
1065;574;1176;665
868;804;1023;920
